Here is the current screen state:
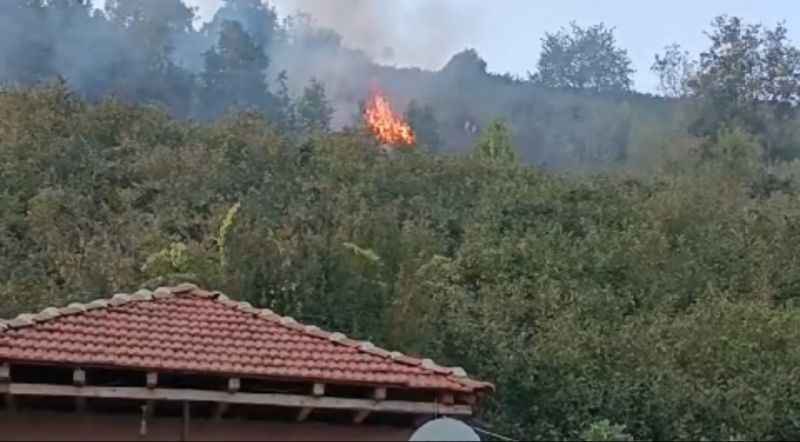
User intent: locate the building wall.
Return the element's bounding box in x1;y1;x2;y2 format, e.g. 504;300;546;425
0;412;414;441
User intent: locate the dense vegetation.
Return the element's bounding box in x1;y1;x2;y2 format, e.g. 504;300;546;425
0;0;761;168
3;1;800;441
3;83;800;440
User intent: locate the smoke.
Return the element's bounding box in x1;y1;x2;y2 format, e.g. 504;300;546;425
270;0;488;70
0;0;659;167
255;0;487;128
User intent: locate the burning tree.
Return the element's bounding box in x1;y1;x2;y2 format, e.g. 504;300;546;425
363;89;416;147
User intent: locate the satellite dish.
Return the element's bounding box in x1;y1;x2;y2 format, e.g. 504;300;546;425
409;417;481;441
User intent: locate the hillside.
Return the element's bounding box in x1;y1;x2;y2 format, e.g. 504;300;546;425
3;85;800;440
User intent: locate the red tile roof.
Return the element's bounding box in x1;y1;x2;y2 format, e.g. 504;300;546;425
0;284;491;394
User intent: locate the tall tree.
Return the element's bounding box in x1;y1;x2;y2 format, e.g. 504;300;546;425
199;20;275;119
686;16;800;159
533;22;634;93
103;0;196;116
651;43;696;98
296;78;334;134
273;69;296;132
690;17;800;133
208;0;282;51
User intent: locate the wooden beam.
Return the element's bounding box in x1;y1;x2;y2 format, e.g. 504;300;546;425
296;407;313;422
143;400;155;417
353;387;388;424
6;383;474;416
73;368;86;412
297;383;325;422
0;363;10;415
140;402;154;437
181;401;190;442
228;378;240;393
213;402;229;422
353;409;370;424
146;372;158;389
213;377;240;421
73;368;86;386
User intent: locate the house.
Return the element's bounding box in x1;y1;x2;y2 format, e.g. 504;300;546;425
0;284;492;441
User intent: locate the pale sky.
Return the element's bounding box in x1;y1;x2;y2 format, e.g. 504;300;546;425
96;0;800;93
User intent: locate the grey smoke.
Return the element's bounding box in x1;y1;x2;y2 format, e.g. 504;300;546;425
255;0;488;128
270;0;489;70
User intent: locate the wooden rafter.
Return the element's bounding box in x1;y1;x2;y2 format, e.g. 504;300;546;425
353;387;389;424
353;409;371;424
213;402;229;422
213;377;241;421
297;383;326;422
146;372;158;389
0;363;9;382
2;363;14;414
6;383;473;416
312;383;325;397
73;368;87;412
296;407;314;422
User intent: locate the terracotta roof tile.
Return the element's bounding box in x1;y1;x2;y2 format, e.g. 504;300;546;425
0;285;492;394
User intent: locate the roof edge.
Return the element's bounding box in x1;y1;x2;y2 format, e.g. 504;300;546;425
0;283;494;393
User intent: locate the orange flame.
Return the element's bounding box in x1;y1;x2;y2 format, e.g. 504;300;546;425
364;89;416;146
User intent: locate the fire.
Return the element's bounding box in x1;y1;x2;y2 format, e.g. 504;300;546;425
364;89;416;146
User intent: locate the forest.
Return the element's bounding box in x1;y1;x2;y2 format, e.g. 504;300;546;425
3;0;800;440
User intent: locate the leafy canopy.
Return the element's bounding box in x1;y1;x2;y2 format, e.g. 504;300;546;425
533;22;635;93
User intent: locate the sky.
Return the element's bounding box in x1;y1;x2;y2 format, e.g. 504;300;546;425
96;0;800;93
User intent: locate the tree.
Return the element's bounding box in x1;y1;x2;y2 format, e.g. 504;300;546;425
274;70;296;132
688;16;800;158
104;0;196;116
199;20;275;119
652;43;697;98
405;100;442;152
473;119;518;163
296;78;334;133
533;22;634;93
205;0;282;53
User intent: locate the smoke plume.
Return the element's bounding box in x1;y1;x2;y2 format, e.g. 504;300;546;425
271;0;488;70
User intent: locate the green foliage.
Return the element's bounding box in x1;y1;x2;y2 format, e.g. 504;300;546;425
6;76;800;441
533;22;634;92
200;20;274;119
296;78;334;134
699;126;763;177
652;43;696;98
217;202;241;270
581;420;634;441
473;119;518;164
687;16;800;160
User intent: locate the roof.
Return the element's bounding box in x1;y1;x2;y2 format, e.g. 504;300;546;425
0;284;492;394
